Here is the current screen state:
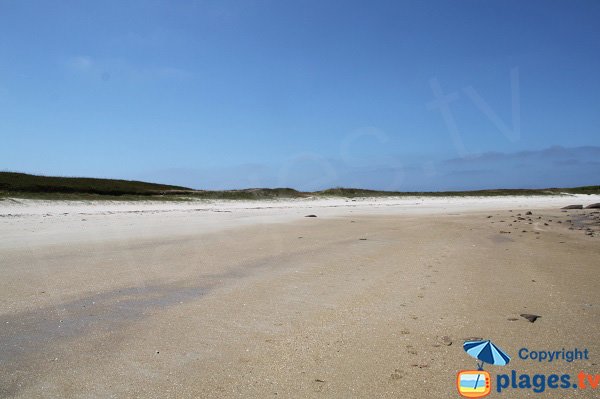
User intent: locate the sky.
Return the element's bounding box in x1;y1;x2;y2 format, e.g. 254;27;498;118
1;0;599;191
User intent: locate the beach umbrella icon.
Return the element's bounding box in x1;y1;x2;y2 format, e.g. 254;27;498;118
463;340;510;370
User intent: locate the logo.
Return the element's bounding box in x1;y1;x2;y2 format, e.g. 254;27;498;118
456;340;597;395
456;339;511;398
457;370;491;398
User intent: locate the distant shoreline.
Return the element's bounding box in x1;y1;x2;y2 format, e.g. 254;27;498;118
1;171;599;201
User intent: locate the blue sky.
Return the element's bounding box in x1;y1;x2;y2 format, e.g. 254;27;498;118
1;0;599;190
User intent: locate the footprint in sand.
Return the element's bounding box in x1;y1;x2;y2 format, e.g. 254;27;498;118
312;379;326;392
390;369;405;380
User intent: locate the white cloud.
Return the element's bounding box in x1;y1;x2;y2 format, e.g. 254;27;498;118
63;56;190;81
66;56;94;71
138;146;600;191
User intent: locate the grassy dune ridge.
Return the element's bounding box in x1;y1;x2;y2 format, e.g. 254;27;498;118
1;172;598;200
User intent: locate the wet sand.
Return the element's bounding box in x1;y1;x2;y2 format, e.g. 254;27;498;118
1;196;599;398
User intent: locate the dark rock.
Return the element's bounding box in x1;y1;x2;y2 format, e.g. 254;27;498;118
304;214;317;218
585;203;600;209
520;314;541;323
562;205;583;209
525;211;532;215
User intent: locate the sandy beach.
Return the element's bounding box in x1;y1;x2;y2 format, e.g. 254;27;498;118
1;195;599;398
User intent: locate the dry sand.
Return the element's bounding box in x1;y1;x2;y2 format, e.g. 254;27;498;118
1;195;599;398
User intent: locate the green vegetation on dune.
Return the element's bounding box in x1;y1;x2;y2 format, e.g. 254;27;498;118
188;188;307;200
318;187;600;197
0;172;598;201
0;172;191;197
560;185;600;195
316;187;556;197
0;172;307;200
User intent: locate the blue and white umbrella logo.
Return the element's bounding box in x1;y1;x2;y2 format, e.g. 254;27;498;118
463;339;511;370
